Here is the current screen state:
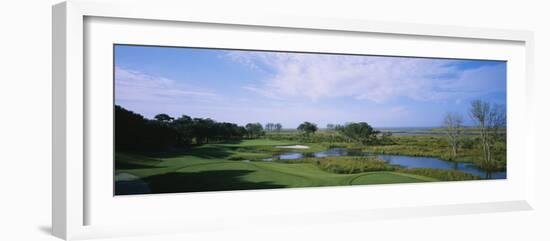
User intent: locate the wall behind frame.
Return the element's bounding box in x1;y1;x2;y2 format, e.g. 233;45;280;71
0;0;549;240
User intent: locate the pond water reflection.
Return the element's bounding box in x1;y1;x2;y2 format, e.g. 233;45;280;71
266;148;506;179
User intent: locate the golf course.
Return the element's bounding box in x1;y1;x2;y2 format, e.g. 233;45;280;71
115;116;506;195
115;139;441;195
114;45;507;195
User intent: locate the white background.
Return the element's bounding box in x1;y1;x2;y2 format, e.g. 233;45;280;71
1;0;549;240
86;16;528;230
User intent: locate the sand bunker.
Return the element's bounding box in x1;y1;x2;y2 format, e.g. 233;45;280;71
274;145;310;149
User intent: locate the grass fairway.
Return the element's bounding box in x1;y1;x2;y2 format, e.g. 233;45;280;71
349;172;437;185
115;140;435;195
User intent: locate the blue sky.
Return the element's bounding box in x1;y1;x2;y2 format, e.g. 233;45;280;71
114;45;506;128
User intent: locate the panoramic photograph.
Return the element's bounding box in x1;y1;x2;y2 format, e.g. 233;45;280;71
114;44;507;195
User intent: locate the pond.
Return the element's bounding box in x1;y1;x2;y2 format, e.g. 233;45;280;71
265;148;506;179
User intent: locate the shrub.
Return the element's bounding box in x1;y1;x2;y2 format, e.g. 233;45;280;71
461;138;477;149
279;156;396;174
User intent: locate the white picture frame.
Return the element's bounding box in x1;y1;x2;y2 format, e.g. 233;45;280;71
52;0;535;240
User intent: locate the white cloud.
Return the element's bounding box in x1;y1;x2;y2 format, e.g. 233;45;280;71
226;51;504;103
241;86;284;100
115;67;218;103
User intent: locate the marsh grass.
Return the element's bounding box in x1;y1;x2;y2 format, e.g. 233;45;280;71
267;130;506;172
277;156;397;174
362;135;506;168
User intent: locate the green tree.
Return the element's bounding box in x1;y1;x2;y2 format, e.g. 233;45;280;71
193;118;216;144
297;121;318;139
337;122;378;145
265;123;275;132
154;113;174;123
172;115;194;146
115;105;176;151
116;105;249;149
245;123;264;138
274;123;282;132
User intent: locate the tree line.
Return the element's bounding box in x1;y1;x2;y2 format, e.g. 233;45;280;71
116;105;387;152
293;121;386;144
117;105;258;151
265;123;283;132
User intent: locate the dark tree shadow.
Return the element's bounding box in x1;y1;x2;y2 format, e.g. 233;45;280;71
184;146;234;159
115;162;162;170
210;139;244;145
145;146;234;159
122;139;251;161
115;170;286;195
115;152;164;170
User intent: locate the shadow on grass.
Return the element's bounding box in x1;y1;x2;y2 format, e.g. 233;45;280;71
115;162;162;170
144;145;236;159
210;139;244;145
115;169;286;195
115;152;164;170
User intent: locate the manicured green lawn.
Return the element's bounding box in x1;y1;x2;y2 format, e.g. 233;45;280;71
349;172;437;185
115;139;436;195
